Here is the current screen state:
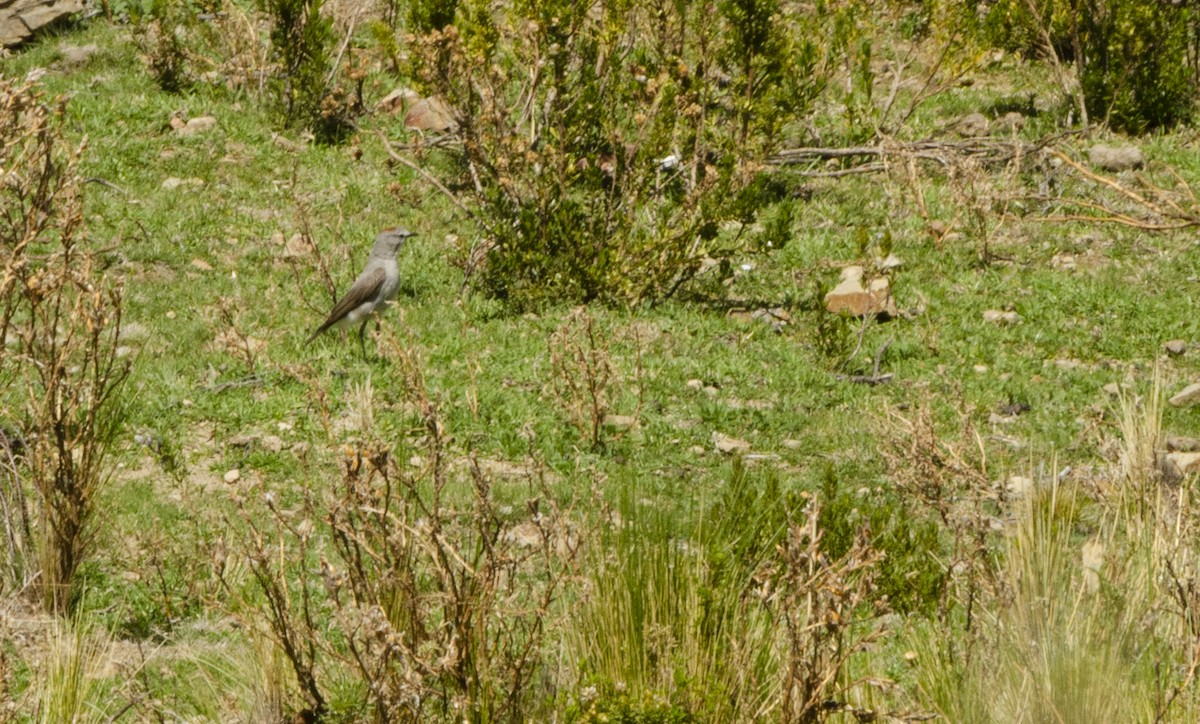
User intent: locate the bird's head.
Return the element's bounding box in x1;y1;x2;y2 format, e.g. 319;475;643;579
372;227;416;257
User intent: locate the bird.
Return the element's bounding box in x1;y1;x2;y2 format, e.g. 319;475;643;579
306;227;415;356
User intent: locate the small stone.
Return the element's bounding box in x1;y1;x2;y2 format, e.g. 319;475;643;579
190;258;213;271
1169;382;1200;407
1167;436;1200;452
120;322;149;342
165;310;176;319
223;468;241;484
56;44;98;69
1089;144;1144;172
1102;382;1121;397
1163;340;1187;357
782;439;803;450
686;379;704;391
376;87;420;114
603;414;637;431
1161;452;1200;482
982;309;1021;324
282;233;311;259
409;455;424;468
712;432;751;454
162;177;204;191
176;115;218;137
272;134;304;153
1006;475;1034;496
974;364;989;374
404;96;457;131
956;112;990;137
992;111;1025;134
261;435;284;453
824;266;898;318
505;522;542;549
877;252;903;270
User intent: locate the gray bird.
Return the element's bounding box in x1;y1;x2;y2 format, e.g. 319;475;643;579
306;227;415;355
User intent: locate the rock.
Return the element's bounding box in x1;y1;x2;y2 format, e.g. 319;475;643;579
1169;382;1200;407
1163;340;1188;357
992;111;1025;134
261;435;285;453
1161;452;1200;483
749;307;791;331
223;468;241;484
1102;382;1121;397
686;379;704;391
1089;144;1143;172
271;133;304;153
404;96;457;132
281;233;311;259
1167;436;1200;452
376;87;420;114
1;0;83;47
55;43;97;69
1006;475;1034;497
982;309;1021;324
877;252;903;271
505;522;543;549
603;414;637;431
176;115;218;137
956;112;990;137
712;432;751;454
824;266;898;318
120;321;149;342
162;177;204;190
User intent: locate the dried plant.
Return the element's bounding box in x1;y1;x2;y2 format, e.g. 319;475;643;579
227;340;580;721
0;78;130;612
548;308;615;450
755;503;888;723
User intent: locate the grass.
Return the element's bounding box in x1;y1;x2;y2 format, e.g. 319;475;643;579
2;7;1200;721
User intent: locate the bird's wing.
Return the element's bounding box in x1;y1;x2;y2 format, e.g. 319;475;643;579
306;267;386;342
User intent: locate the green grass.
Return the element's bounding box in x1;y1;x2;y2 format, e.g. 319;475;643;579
4;11;1200;721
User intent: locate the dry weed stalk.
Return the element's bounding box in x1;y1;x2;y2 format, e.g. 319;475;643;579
0;78;130;611
326;344;580;721
548;307;643;450
1035;149;1200;230
755;503;887;723
228;341;580;721
881;402;995;634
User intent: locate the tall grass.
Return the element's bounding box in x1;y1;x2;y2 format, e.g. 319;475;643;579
34;618;112;724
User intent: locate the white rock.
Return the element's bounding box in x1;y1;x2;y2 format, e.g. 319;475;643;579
223;468;241;484
982;309;1021;324
712;432;751;454
1169;382;1200;407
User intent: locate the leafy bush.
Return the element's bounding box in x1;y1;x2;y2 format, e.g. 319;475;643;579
817;466;947;615
261;0;357;142
404;0;842;308
979;0;1193;132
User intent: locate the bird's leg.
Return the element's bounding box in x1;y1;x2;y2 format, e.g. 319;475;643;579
357;318;369;359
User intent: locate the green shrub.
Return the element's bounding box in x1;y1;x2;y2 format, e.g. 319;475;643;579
1078;1;1192;132
261;0;355;142
406;0;842;309
979;0;1194;132
817;466;947;615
